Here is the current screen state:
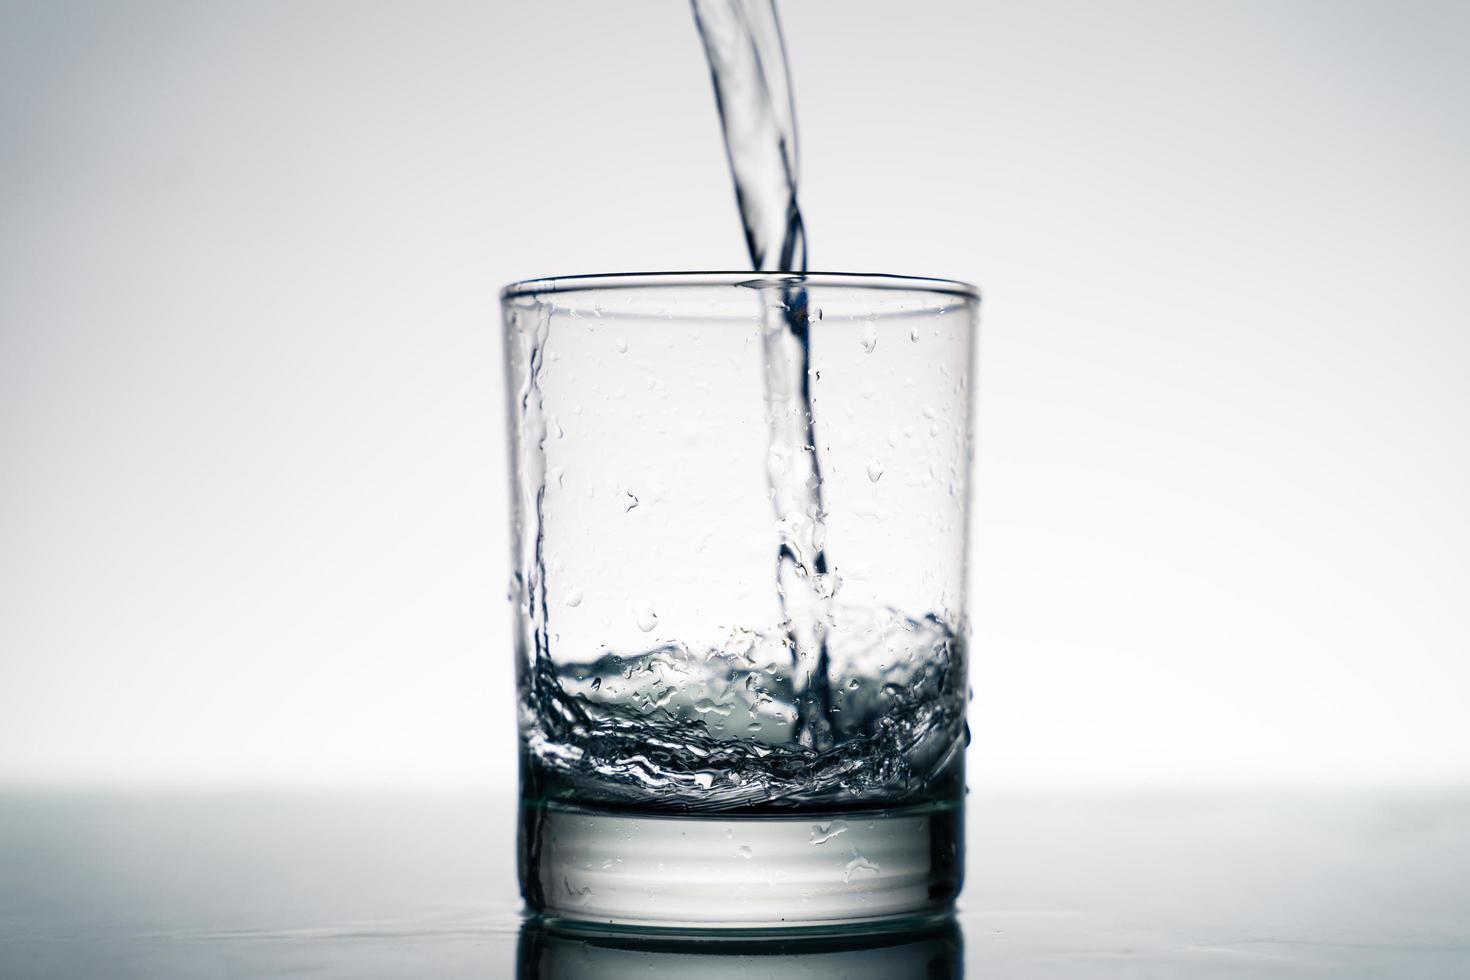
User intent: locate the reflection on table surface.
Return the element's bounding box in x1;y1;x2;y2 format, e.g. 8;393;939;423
2;786;1468;977
518;917;961;979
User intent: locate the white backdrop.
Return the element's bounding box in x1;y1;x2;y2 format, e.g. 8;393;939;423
2;0;1467;787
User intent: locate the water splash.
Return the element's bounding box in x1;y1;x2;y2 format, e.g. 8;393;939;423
523;609;966;811
507;303;554;730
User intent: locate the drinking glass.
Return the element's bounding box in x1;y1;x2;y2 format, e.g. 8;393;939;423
502;272;978;929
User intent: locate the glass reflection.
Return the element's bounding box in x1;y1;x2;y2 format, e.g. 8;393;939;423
516;915;962;979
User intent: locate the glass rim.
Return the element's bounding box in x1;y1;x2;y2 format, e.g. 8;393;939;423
500;271;980;302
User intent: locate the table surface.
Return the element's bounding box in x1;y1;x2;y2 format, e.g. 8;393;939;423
2;785;1467;978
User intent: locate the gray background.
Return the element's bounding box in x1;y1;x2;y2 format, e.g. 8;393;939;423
2;0;1467;790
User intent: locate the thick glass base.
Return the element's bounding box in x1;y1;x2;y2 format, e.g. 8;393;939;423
519;799;963;930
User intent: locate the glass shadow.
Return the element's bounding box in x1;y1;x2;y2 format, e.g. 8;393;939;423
516;914;963;979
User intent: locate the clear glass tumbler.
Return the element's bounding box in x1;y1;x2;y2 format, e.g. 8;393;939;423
502;272;978;929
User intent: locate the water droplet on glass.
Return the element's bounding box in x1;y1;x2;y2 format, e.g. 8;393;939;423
813;572;842;599
843;855;881;882
694;696;733;717
635;604;658;632
910;324;921;342
809;820;849;844
866;459;884;482
590;677;601;691
565;588;583;607
860;322;878;354
615;337;628;353
737;845;753;859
